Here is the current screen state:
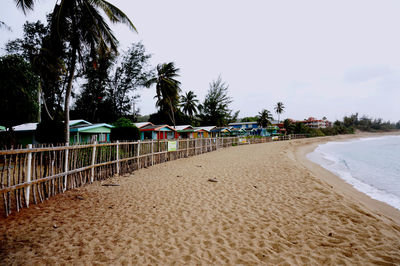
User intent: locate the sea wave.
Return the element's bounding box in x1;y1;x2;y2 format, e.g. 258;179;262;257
307;135;400;211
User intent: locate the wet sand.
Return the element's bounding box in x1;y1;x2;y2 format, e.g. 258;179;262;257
1;134;400;265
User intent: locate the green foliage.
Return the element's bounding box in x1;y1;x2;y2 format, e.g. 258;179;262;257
198;76;238;126
113;118;134;128
180;91;199;120
241;116;258;122
257;109;273;128
0;55;39;129
283;119;295;134
274;102;285;122
5;19;66;121
342;113;397;132
48;0;136;142
35;119;64;144
111;117;139;141
73;42;153;123
145;62;181;127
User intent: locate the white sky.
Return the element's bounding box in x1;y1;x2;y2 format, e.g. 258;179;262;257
1;0;400;122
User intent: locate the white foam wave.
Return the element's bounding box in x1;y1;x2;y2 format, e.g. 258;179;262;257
307;140;400;211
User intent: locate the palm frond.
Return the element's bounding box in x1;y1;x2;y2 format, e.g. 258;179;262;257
15;0;35;14
92;0;137;32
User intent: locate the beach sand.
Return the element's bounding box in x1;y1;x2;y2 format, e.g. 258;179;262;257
1;134;400;265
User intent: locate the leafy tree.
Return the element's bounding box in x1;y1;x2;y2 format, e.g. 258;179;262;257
113;117;134;128
274;102;285;123
283;119;295;134
16;0;137;143
106;42;153;121
72;52;115;122
343;113;358;128
180;91;199;121
73;42;153;123
198;76;238;126
241;116;258;122
5;19;66;121
0;55;39;130
257;109;273;128
145;62;181;127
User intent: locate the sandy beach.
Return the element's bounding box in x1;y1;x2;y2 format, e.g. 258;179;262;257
1;134;400;265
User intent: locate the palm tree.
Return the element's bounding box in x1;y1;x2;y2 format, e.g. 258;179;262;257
180;91;198;120
257;109;273;128
274;102;285;123
16;0;136;143
145;62;181;127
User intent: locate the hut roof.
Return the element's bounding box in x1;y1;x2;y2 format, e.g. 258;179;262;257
174;125;194;131
70;123;114;132
134;122;153;129
140;124;176;131
194;126;216;132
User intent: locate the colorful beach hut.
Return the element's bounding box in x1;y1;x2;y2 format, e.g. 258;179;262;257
139;124;177;140
69;123;113;144
210;127;230;137
193;126;216;138
175;125;195;139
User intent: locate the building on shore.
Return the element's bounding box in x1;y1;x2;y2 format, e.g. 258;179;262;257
300;117;332;129
12;120;114;145
193;126;216;138
174;125;195;139
139;124;177;140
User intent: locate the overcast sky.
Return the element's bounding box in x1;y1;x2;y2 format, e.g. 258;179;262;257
1;0;400;122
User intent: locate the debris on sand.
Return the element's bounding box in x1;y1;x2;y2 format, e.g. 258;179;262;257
102;183;120;187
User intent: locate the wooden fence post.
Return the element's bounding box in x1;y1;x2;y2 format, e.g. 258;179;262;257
137;140;141;169
25;144;32;207
151;140;154;166
91;141;97;183
63;142;69;192
116;141;120;175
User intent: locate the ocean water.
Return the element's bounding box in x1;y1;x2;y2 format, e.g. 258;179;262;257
307;135;400;211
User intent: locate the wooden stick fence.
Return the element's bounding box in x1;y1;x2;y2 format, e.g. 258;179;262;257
0;134;308;217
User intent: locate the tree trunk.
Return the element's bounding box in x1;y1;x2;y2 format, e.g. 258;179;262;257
64;47;77;144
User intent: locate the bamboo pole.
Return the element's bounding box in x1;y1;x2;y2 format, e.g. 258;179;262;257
25;144;32;207
137;141;141;170
91;141;97;183
151;140;154;166
63;143;69;191
116;141;120;175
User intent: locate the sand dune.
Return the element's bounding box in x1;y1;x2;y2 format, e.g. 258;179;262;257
1;136;400;265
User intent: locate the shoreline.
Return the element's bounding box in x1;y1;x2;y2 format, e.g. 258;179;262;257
293;133;400;225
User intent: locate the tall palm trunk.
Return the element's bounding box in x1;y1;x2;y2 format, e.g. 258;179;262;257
64;46;77;144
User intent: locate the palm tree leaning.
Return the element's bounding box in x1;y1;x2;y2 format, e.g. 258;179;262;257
145;62;181;128
257;109;273;128
274;102;285;123
15;0;136;143
180;91;199;122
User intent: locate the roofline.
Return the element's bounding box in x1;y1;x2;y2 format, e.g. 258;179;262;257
140;125;177;131
70;123;114;132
